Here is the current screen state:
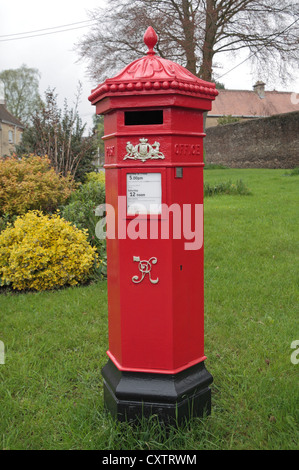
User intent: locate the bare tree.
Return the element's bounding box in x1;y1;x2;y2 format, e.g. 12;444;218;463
17;85;97;180
77;0;299;84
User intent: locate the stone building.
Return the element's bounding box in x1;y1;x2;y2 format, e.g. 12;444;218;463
206;81;299;128
0;80;24;157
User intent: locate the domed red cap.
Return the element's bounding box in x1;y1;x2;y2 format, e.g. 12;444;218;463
89;27;218;104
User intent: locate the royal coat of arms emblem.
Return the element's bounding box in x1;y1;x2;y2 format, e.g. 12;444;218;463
124;138;165;162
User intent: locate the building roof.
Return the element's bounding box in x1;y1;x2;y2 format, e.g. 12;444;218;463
208;88;299;118
0;104;24;128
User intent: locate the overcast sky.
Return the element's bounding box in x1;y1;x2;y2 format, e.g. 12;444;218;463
1;0;298;133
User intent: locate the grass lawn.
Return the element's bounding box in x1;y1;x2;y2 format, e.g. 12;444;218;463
0;169;298;450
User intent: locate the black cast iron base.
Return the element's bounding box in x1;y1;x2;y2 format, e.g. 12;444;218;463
102;359;213;424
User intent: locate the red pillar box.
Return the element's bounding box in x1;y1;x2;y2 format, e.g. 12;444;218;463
89;27;218;423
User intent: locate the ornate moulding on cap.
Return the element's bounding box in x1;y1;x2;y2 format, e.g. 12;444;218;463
89;27;218;104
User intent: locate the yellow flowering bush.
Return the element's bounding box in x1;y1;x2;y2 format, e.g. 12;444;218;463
0;211;98;291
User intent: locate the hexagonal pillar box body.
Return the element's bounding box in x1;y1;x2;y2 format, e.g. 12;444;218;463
89;27;218;423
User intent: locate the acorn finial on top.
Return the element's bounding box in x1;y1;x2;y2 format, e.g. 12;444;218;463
144;27;158;55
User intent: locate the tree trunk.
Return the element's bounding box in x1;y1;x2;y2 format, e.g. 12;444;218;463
181;0;197;76
199;0;218;81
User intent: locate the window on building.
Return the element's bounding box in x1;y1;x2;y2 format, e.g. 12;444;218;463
8;130;13;143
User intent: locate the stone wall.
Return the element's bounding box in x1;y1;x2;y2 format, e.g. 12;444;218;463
204;111;299;168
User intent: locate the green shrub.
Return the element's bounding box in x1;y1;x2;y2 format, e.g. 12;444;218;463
217;115;240;126
66;179;105;207
204;179;252;197
285;167;299;176
61;180;106;241
84;171;105;184
61;178;106;276
0;214;17;234
204;163;229;170
0;211;98;291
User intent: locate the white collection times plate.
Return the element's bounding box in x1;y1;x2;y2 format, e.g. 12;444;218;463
127;173;162;215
